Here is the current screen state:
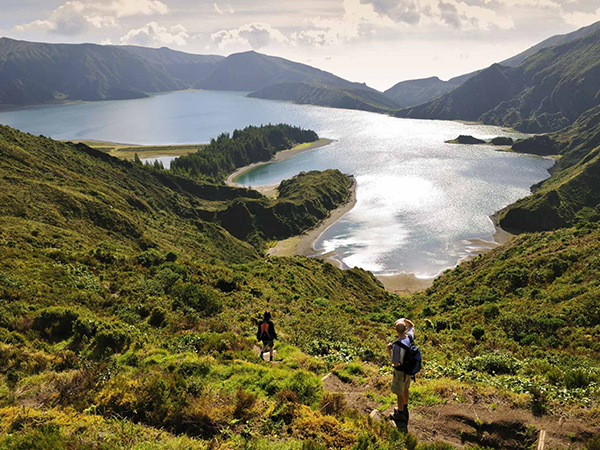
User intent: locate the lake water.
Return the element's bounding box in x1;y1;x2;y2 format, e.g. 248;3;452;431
0;90;554;277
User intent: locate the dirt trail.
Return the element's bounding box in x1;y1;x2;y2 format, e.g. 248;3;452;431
322;373;598;448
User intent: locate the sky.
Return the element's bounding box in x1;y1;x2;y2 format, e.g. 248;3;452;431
1;0;599;91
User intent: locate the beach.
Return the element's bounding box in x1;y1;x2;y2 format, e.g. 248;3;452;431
267;177;357;265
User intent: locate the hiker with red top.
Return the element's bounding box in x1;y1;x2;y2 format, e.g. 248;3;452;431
387;317;421;426
257;311;277;361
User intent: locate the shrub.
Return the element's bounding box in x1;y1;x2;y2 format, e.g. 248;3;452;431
154;268;182;294
500;266;529;291
148;307;167;327
92;323;132;357
1;424;68;450
464;353;521;375
137;249;165;268
165;251;178;262
564;369;597;389
435;319;449;332
319;392;347;416
470;287;499;305
421;306;436;317
483;305;500;320
528;384;548;416
32;308;78;342
173;283;222;317
282;370;323;406
471;325;485;340
233;387;257;419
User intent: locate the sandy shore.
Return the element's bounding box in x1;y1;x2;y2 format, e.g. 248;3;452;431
267;177;357;264
226;138;333;198
376;222;513;295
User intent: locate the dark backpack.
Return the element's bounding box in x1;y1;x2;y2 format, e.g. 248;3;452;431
259;322;270;341
395;335;422;376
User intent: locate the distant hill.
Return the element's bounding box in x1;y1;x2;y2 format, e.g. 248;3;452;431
384;21;600;108
0;38;222;105
195;50;374;93
194;50;399;111
248;82;399;113
384;73;471;108
394;29;600;132
0;39;395;113
117;45;224;86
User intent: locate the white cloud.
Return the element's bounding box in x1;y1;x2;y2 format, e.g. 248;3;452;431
120;21;189;47
213;3;235;14
563;7;600;26
12;0;168;36
101;37;113;45
210;22;288;49
438;0;461;28
361;0;422;24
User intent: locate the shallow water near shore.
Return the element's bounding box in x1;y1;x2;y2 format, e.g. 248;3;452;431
0;90;554;277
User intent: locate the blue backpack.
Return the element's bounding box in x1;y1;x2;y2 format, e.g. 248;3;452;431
395;335;422;376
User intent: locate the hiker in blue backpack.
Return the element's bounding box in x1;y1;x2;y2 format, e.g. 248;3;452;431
257;311;277;361
387;318;420;424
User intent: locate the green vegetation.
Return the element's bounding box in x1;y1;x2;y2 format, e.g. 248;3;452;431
1;122;599;447
171;124;318;182
499;106;600;231
215;169;354;248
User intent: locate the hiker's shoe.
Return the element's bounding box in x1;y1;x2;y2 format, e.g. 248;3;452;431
390;408;405;422
403;408;409;423
269;355;273;362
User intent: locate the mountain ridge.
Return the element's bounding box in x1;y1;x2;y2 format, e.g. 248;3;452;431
393;29;600;132
384;20;600;108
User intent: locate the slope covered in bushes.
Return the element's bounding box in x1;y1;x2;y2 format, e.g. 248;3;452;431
1;124;599;448
498;107;600;231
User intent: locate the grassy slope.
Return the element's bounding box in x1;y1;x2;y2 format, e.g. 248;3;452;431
499;107;600;231
1;124;599;448
0;125;410;449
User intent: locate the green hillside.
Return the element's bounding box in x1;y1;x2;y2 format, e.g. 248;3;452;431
249;82;399;113
395;30;600;132
1;119;600;447
499;107;600;231
0;123;415;448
